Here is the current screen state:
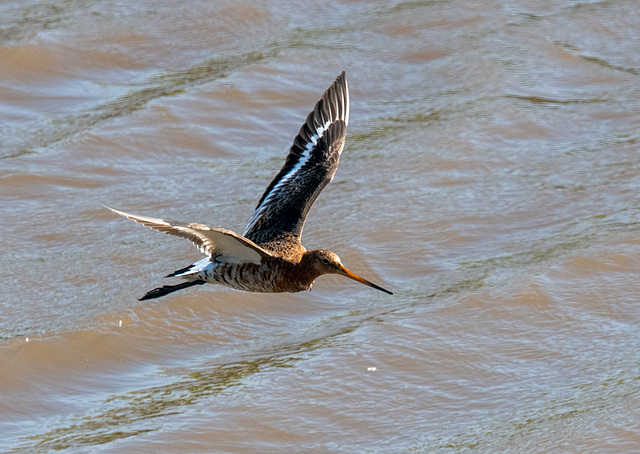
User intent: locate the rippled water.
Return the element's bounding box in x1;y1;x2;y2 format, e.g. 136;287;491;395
2;0;640;452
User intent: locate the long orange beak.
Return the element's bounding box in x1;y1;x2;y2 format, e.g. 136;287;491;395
339;265;393;295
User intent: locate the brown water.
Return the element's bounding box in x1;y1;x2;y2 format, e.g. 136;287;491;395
2;0;640;452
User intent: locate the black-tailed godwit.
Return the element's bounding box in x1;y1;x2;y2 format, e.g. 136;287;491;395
108;72;392;300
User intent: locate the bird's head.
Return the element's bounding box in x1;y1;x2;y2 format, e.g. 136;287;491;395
303;249;393;295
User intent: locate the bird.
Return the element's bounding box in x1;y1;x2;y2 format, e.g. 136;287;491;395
108;71;392;300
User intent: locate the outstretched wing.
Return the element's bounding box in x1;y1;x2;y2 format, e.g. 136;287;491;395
107;207;272;264
243;71;349;244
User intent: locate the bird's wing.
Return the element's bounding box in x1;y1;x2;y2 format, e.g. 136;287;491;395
107;207;272;264
243;71;349;244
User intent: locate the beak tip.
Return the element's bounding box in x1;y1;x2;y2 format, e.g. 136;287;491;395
340;265;393;295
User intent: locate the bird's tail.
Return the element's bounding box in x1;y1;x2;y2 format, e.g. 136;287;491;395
165;257;210;278
139;280;205;301
165;264;196;278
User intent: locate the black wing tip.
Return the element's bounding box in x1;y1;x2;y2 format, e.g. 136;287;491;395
329;70;348;95
319;71;348;110
329;72;349;123
331;72;347;101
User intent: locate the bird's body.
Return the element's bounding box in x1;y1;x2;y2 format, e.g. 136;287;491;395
108;72;392;300
165;248;333;293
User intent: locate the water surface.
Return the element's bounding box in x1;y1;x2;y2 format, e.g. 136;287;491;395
1;0;640;452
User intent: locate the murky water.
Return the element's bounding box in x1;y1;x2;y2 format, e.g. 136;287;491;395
2;0;640;452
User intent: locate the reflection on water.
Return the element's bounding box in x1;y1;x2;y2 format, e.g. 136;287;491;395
20;311;366;450
27;354;301;449
2;0;640;451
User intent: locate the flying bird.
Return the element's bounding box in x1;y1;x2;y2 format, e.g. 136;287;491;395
108;72;392;300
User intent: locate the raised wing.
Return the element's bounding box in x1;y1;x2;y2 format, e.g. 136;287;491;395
107;207;272;264
243;71;349;244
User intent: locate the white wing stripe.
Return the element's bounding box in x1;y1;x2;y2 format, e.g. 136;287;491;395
343;78;349;126
243;73;349;238
244;118;332;234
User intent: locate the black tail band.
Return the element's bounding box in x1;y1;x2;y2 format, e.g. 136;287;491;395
165;264;195;278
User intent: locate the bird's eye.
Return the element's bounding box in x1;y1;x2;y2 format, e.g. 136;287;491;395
321;258;330;265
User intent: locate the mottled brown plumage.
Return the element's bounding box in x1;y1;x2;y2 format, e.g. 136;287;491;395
108;72;392;300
